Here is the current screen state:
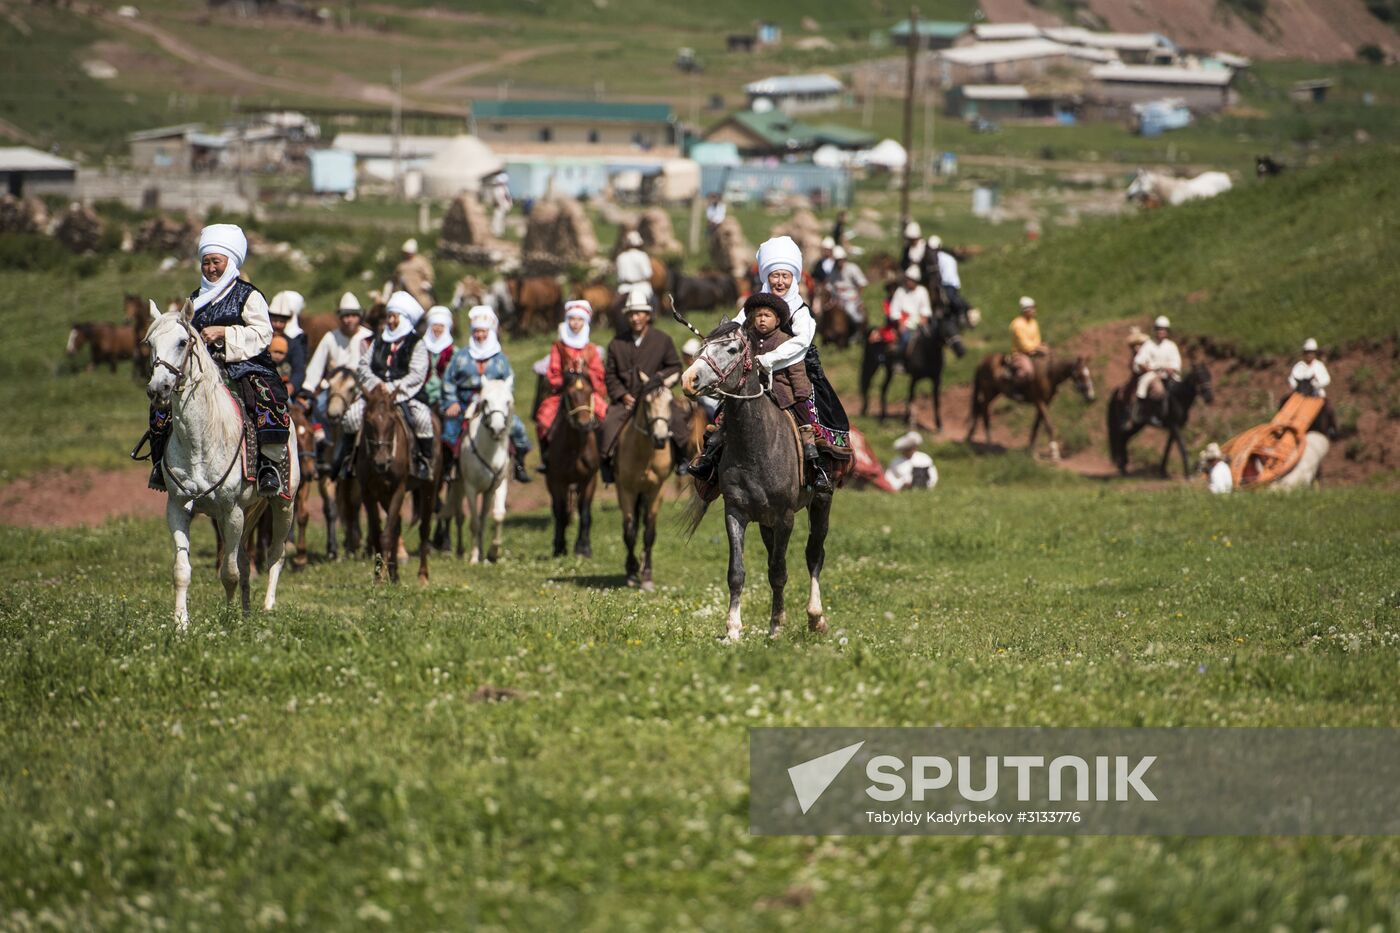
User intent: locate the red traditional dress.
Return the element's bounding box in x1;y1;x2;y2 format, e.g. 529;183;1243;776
534;341;607;442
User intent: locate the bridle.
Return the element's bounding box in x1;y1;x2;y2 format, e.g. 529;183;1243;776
696;331;771;401
465;396;510;480
564;371;597;429
150;318;204;394
629;384;671;441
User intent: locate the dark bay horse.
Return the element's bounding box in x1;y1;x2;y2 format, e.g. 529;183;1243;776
545;366;601;558
967;353;1096;460
860;312;965;430
357;386;441;583
681;319;832;642
1107;360;1213;478
813;281;857;350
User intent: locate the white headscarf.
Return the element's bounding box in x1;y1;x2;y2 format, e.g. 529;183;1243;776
423;305;455;354
560;300;592;350
467;305;502;361
756;235;804;313
269;290;305;338
382;290;421;342
193;223;248;313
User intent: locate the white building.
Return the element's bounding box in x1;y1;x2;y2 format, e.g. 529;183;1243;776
744;73;845;114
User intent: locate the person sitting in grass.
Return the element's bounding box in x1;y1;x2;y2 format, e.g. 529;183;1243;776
1201;442;1232;494
885;431;937;491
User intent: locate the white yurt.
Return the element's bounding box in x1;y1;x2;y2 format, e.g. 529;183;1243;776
421;135;505;198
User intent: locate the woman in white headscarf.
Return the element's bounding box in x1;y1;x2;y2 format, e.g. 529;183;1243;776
141;223;291;497
341;290;437;481
534;300;608;464
422;305;456;380
441;305;533;482
683;235;846;492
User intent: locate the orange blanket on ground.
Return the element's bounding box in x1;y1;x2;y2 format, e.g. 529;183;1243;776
1220;393;1325;489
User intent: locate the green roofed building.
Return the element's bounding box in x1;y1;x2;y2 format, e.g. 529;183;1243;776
470;100;677;150
890;19;970;49
702;110;875;158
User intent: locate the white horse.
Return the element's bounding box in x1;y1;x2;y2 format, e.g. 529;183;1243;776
446;378;514;563
1126;169;1233;206
144;301;299;629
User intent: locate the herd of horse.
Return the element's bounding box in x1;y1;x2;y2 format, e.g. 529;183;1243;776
102;238;1218;638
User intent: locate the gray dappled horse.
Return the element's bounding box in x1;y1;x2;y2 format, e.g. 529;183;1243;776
681;319;832;642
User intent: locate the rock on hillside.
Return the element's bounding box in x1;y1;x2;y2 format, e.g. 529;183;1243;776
980;0;1400;60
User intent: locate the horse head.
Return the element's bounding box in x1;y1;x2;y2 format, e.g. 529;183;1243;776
1189;360;1213;404
563;366;597;430
66;323;88;355
145;300;204;403
362;386;400;475
682;320;752;400
325;366;359;420
472;378;514;441
1126;169;1152;203
1072;355;1096;402
636;375;678;450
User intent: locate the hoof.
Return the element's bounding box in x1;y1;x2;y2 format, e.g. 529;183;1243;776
626;574;640;588
640;580;655;593
808;614;829;634
487;547;500;564
417;573;429;586
720;630;742;644
575;548;592;559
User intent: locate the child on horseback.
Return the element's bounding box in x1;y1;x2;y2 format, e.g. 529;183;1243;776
742;292;826;487
440;305;533;483
682;236;833;494
340;290;436;481
138;223;291;497
534;300;608;468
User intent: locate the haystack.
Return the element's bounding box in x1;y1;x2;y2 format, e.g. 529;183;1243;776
769;208;825;267
438;193;503;265
633;207;683;257
0;195;49;234
134;215;198;255
52;203;105;254
709;216;752;279
521;197;598;274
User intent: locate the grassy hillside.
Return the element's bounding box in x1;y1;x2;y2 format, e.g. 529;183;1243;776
966;144;1400;356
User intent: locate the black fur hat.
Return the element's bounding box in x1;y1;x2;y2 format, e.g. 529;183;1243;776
742;291;792;333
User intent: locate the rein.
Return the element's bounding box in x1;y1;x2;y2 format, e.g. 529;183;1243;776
465;402;509;482
698;334;771;401
152;319;243;502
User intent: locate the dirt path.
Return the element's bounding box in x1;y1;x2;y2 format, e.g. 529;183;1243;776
411;43;587;96
91;5;464;115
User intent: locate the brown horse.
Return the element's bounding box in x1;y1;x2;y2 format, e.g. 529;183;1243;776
123;293;154;378
545;366;601;558
357;386;442;583
299;312;338;354
67;321;136;372
966;353;1096;460
812;281;856;350
615;376;683;590
507;276;564;336
288;405;318;569
575;280;618;333
324;366;363;558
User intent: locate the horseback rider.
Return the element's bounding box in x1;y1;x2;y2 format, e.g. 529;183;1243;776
139;223;291;497
742;292;826;484
386;239;434;312
268;291;308;392
535;300;609;468
1288;338;1331;398
682;235;835;494
1006;296;1048;393
300;292;371;476
884;431;938;491
615;230;654;312
829;246;868;325
1128;315;1182;428
811;236;837;284
339;290;436;481
441;305;533;484
888;266;932;357
600;290;691;484
927;235;968;323
899;221;931;283
423;305;456;381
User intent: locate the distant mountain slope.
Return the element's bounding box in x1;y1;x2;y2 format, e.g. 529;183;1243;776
979;0;1398;60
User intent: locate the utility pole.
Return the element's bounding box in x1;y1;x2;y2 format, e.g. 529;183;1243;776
922;73;934;189
391;65;403;200
899;6;919;230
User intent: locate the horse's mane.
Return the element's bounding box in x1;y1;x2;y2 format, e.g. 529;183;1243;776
705;320;743;341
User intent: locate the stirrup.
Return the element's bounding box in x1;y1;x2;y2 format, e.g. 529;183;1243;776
257;463;282;497
130;430;153;462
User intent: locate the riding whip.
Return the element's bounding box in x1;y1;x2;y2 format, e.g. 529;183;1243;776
667;294;704;339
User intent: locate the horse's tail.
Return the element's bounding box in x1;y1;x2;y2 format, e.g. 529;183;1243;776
677;485;712;540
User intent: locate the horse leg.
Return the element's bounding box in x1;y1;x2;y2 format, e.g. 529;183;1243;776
806;494;831;633
982;390;994;445
879;364;894;423
417;486;432;585
262;500;293;611
965;384;979;443
575;480;594;558
1159;431;1174;478
167;499;195;632
385;489;405;584
321;477;338;560
905;375;919;429
723;507;748;642
759;521;792;639
367;496;385;583
1176;428;1190;479
640;490;660;593
487;479;506;563
468;486;484;564
551;488;569;557
293;485;309;570
621;488;640;587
